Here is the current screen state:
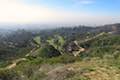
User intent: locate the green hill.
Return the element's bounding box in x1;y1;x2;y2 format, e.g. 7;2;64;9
0;25;120;80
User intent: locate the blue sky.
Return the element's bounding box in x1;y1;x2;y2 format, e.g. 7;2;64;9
23;0;120;15
0;0;120;26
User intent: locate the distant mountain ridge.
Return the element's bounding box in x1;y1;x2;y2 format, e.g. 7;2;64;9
0;23;120;35
96;23;120;33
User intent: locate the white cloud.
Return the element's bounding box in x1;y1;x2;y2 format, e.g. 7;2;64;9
0;0;119;26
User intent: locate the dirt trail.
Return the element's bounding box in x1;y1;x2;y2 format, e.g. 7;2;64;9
71;32;108;56
72;48;85;56
79;32;106;44
4;58;27;70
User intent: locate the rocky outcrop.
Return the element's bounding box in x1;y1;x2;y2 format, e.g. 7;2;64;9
66;41;85;56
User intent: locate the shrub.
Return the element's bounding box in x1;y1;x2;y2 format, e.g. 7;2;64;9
45;54;80;64
0;69;21;80
38;45;61;58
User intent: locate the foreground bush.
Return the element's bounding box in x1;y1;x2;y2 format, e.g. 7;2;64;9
45;54;81;64
0;69;21;80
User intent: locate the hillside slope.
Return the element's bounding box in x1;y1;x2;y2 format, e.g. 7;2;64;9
0;24;120;80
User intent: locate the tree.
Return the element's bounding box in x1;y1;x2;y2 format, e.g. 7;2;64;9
33;36;41;47
47;35;65;54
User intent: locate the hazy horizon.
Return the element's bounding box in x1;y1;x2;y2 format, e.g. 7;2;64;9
0;0;120;28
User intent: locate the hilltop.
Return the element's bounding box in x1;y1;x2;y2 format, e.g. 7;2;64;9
0;23;120;80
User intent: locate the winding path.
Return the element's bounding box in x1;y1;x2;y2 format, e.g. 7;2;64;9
7;58;26;69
